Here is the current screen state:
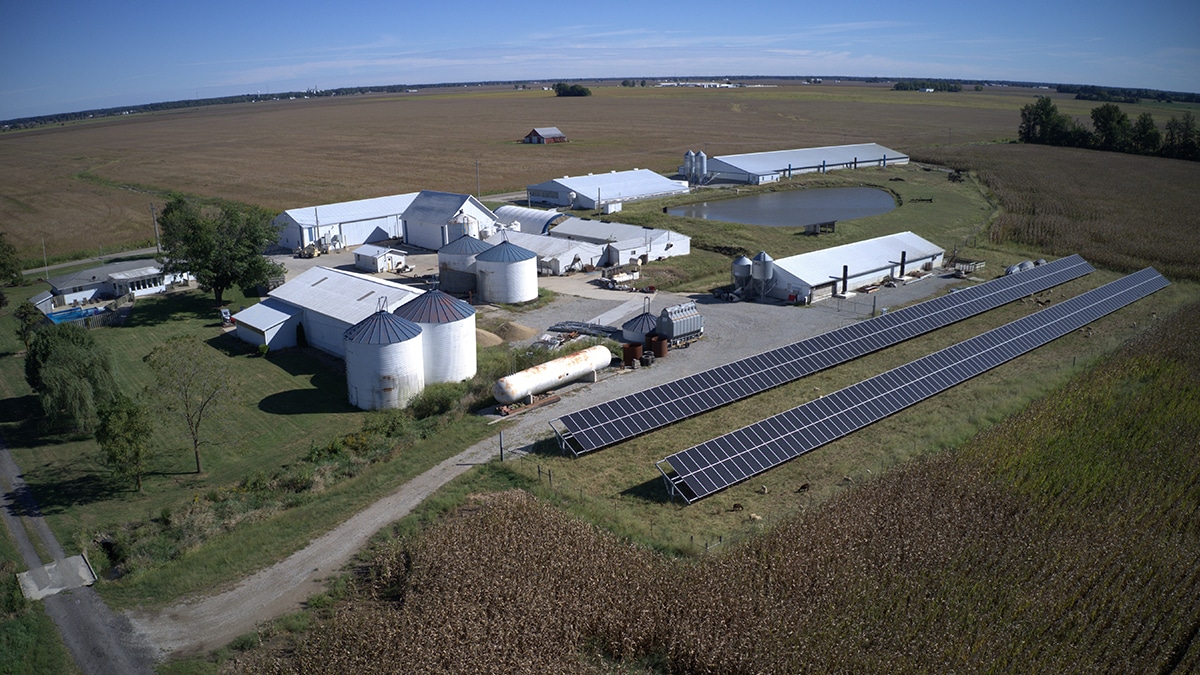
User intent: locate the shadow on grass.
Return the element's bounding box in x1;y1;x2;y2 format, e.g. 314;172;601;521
8;472;120;517
0;395;38;425
121;291;227;328
258;353;353;416
619;476;673;504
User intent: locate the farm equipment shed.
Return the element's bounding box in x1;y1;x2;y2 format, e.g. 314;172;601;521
273;193;418;251
527;169;689;210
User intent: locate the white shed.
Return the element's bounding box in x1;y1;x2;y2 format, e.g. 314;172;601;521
548;217;690;266
353;244;407;273
232;297;303;350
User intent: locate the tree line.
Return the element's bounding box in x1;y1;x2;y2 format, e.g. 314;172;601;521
553;82;592;97
1018;97;1199;161
1057;84;1200;105
893;80;963;92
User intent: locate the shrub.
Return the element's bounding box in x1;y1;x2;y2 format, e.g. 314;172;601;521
408;382;469;419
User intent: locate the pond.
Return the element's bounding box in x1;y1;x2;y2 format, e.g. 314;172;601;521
668;187;895;227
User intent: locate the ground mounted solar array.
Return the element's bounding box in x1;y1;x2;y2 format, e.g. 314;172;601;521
551;255;1094;456
655;267;1169;503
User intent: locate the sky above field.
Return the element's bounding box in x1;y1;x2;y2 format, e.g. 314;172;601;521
3;0;1197;120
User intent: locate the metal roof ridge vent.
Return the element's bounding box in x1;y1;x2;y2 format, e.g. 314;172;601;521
311;276;328;286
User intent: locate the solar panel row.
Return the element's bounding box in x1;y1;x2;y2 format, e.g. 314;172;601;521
553;255;1094;455
656;268;1168;503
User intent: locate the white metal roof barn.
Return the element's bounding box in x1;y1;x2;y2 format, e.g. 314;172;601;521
402;190;498;252
548;217;691;266
527;169;689;210
273;193;418;250
769;231;943;303
686;143;909;185
493;205;568;234
483;230;606;275
252;266;423;357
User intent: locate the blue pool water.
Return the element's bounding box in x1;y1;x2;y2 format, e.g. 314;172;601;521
48;306;109;324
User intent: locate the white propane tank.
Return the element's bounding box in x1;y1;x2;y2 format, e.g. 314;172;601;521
493;345;611;404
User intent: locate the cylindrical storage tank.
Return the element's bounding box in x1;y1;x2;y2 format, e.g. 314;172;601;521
438;235;494;294
648;334;668;358
621;342;643;367
751;250;774;281
731;255;753;288
621;311;658;345
494;345;612;404
393;289;477;383
697;151;708;179
343;311;424;411
475;240;538;304
1004;264;1022;276
1017;260;1036;272
684;149;695;180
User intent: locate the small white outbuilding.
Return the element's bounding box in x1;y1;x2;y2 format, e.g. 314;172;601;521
353;244;406;273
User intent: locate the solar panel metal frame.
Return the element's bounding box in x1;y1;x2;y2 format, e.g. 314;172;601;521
551;255;1094;456
656;268;1169;503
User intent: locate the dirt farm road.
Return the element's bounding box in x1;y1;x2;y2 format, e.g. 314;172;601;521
126;431;520;657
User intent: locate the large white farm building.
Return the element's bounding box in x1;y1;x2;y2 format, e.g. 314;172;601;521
682;143;909;185
274;193;418;251
232;266;422;357
527;169;690;210
749;231;943;304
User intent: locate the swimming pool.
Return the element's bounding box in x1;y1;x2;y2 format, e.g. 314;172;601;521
47;306;109;324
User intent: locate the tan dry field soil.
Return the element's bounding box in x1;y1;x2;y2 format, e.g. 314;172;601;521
0;81;1053;260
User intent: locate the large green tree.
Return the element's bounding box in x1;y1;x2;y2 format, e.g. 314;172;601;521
0;230;21;308
13;301;45;350
144;335;236;473
1130;112;1162;155
96;395;156;491
24;323;117;432
1163;111;1199;161
157;197;285;305
1090;103;1131;152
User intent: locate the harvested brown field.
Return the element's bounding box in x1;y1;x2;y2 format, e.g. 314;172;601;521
228;304;1200;672
915;143;1200;281
2;82;1081;263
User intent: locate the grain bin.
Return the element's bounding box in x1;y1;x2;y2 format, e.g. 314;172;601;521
438;235;493;294
393;289;477;383
475;240;538;304
731;255;753;289
343;310;424;410
494;345;612;404
622;299;658;345
751;250;775;281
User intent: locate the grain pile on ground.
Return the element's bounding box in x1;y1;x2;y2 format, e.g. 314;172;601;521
493;321;538;342
475;329;503;347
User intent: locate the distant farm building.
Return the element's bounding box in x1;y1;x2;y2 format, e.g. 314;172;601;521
232;266;422;357
484;230;606;276
402;190;499;252
43;259;192;309
527;169;690;210
548;217;691;266
748;231;942;304
681;143;909;185
274;193;418;251
522;127;568;144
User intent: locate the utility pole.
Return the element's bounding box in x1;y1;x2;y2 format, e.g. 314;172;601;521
149;202;161;254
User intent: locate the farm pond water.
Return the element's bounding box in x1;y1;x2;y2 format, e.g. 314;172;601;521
668;187;895;227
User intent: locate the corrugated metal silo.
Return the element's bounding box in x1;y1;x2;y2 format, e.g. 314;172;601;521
684;149;695;181
343;310;424;410
751;250;775;281
696;151;708;180
438;235;494;293
475;240;538;304
731;255;753;288
393;289;477;383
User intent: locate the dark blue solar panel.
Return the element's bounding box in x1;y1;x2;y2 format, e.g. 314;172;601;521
656;268;1168;502
554;255;1094;456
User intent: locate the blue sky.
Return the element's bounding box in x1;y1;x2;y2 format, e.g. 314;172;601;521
3;0;1197;120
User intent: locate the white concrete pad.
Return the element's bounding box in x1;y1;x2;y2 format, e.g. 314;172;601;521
17;555;97;601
